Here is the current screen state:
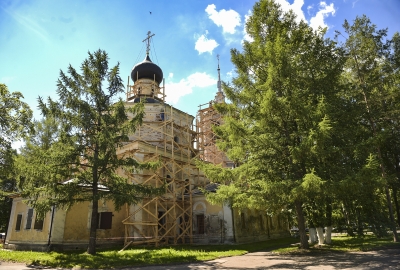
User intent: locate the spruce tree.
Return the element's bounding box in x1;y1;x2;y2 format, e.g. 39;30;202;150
20;50;162;254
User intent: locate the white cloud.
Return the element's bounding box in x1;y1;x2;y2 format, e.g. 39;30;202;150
309;2;336;31
273;1;335;32
195;32;219;54
274;0;307;23
165;72;217;104
243;10;253;43
205;4;241;34
168;73;174;79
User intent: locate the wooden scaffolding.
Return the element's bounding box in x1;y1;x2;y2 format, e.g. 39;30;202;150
120;79;208;249
196;102;231;167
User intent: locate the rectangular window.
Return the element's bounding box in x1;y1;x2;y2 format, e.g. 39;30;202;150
97;212;112;229
15;214;22;230
34;214;44;230
197;214;205;234
26;209;33;229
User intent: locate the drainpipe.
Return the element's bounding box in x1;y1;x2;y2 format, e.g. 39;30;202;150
47;205;56;247
221;203;224;244
230;204;236;243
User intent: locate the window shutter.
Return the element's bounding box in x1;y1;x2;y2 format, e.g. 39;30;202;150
26;209;33;229
98;212;112;229
15;214;22;230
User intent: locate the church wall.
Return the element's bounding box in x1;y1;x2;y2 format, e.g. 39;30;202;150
5;197;53;251
50;207;67;245
192;198;234;244
125;102;195;158
61;200;125;249
233;209;290;243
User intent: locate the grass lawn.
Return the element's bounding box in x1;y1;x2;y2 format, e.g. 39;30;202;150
0;235;399;269
274;234;400;253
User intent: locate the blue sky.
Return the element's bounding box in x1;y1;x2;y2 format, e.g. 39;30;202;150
1;0;399;123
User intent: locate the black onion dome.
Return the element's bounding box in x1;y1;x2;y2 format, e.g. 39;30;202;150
131;55;163;84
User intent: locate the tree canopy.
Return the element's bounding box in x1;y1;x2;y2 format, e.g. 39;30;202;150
0;84;32;176
198;0;400;248
17;50;163;254
0;83;32;233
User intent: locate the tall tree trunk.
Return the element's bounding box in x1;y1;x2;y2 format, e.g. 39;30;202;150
342;203;355;237
316;227;324;245
392;187;400;227
309;221;317;244
295;200;309;249
88;147;99;255
88;190;98;254
394;158;400;227
384;185;399;242
325;198;332;244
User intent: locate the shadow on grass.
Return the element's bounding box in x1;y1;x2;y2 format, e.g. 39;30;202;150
48;249;200;269
44;237;299;269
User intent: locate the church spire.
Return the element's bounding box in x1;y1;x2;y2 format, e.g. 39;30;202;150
214;54;225;103
217;54;222;93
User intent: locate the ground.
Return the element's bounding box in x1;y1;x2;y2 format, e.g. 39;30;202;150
1;248;399;270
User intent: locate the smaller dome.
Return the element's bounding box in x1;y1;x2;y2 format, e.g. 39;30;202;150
131;55;163;84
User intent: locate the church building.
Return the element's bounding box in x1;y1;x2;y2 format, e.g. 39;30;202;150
4;32;289;251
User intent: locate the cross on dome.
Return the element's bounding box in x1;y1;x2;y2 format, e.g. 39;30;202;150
143;31;155;56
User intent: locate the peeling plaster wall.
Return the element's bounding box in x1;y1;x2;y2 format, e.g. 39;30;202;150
62;200;125;249
192;198;234;244
5;198;53;251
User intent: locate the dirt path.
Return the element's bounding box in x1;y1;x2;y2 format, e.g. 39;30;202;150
122;248;400;270
1;248;399;269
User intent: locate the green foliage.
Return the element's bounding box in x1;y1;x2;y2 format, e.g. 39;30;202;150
17;50;163;254
0;83;32;232
0;83;32;177
336;15;400;239
199;0;345;249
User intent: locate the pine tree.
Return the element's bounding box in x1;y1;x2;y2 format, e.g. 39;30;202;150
19;50;162;254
